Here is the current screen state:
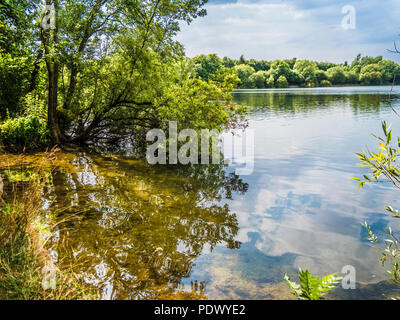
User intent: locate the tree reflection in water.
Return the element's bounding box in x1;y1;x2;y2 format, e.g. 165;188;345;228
45;151;249;299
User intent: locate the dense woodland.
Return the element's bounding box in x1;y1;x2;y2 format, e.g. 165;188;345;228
192;53;400;89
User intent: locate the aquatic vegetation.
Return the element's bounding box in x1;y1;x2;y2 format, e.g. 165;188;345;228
0;151;96;299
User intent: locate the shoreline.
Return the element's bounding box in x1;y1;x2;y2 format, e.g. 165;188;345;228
233;84;400;91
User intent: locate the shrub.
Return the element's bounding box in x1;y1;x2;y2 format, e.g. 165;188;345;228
345;71;359;84
320;80;332;87
0;53;31;116
326;66;346;84
0;115;49;148
266;75;275;88
0;93;49;148
276;75;289;88
359;64;383;85
248;71;268;88
234;64;255;88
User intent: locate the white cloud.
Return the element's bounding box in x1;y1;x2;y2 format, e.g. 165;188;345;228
176;0;400;62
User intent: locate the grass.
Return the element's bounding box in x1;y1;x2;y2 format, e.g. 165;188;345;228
0;149;97;300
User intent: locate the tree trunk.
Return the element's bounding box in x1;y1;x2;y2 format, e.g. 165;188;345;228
43;0;63;145
47;63;62;144
27;51;43;94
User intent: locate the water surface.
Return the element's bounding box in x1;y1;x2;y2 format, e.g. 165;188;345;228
3;86;400;299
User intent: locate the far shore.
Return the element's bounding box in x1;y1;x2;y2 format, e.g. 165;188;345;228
233;84;400;90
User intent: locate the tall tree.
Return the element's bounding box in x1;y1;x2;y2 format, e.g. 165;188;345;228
42;0;62;143
35;0;209;144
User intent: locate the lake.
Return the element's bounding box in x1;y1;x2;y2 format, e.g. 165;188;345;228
3;86;400;299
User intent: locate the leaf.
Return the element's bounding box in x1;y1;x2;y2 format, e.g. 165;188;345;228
285;269;341;300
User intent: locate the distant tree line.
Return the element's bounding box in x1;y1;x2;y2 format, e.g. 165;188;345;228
191;54;400;89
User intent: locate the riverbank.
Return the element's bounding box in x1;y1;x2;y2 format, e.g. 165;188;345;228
0;150;96;300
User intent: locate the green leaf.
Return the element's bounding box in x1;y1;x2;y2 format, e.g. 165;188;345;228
285;269;341;300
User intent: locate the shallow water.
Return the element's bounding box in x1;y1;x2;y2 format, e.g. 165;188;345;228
2;86;400;299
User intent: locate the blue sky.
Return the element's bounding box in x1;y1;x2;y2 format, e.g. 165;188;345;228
176;0;400;63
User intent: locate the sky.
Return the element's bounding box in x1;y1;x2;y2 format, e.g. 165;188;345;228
176;0;400;63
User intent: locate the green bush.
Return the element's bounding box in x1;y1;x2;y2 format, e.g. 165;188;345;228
359;64;383;85
0;93;49;148
248;71;268;88
326;66;346;84
0;52;31;116
0;115;49;148
320;80;332;87
276;75;289;88
345;71;359;84
234;64;255;88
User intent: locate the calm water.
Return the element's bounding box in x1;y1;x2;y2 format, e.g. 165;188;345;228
3;86;400;299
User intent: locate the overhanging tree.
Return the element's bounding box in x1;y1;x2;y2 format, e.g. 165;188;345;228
34;0;235;146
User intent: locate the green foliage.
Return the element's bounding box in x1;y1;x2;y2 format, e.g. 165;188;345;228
248;71;268;88
222;56;235;68
3;170;35;183
315;69;328;83
193;54;223;82
0;52;32;116
293;60;318;87
234;64;255;88
238;54;246;65
266;75;275;88
345;70;359;84
360;56;383;67
0;91;49;148
317;61;337;71
0;115;50;148
191;54;400;89
364;220;400;293
0;0;42;117
247;59;270;72
59;41;239;150
2;0;400;150
355;121;400;295
359;64;383;85
378;60;400;84
284;269;342;300
326;66;346;85
268;60;292;82
275;75;289;88
351;54;362;67
0;0;39;54
320;80;332;87
354;121;400;189
1;0;216;148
